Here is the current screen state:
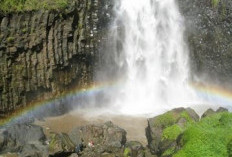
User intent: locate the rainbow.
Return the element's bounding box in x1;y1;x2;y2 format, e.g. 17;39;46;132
0;80;122;126
190;82;232;108
1;80;232;126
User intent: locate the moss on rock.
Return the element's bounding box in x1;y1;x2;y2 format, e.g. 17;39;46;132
146;108;199;156
162;124;183;141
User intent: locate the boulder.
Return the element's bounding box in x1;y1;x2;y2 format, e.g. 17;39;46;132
0;129;5;149
202;107;229;119
19;144;48;157
201;108;216;118
146;108;199;156
0;124;48;156
216;107;229;113
124;141;144;157
69;121;126;156
144;148;158;157
48;132;75;156
0;153;19;157
68;153;79;157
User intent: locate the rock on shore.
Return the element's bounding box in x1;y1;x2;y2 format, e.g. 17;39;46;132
0;107;231;157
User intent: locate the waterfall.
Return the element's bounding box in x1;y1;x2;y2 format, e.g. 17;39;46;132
106;0;199;115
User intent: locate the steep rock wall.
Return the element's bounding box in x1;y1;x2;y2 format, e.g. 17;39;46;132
0;0;113;116
177;0;232;84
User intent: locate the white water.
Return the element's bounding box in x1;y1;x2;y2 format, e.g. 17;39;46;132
109;0;200;115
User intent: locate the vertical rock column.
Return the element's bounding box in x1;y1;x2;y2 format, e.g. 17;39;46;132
0;0;113;116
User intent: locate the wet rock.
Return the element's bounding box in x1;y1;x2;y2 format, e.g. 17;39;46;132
48;132;75;156
124;141;144;157
19;144;48;157
216;107;229;113
69;121;126;156
0;153;19;157
68;153;79;157
185;108;200;121
0;124;48;156
0;129;5;148
202;107;229;118
201;108;216;118
0;0;114;116
146;108;199;156
144;148;158;157
177;0;232;84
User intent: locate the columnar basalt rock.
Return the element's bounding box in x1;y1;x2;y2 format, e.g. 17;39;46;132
0;0;113;116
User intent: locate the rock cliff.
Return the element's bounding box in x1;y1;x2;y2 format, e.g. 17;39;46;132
0;0;113;116
177;0;232;84
1;0;232;116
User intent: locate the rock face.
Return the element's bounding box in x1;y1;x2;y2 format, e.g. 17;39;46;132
1;0;232;117
201;107;229;118
0;0;113;116
69;121;127;156
201;108;216;118
146;108;199;156
0;108;230;156
0;124;48;156
0;121;127;156
48;133;75;156
124;141;145;157
177;0;232;84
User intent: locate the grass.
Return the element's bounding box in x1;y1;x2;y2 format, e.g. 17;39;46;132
0;0;69;13
174;112;232;157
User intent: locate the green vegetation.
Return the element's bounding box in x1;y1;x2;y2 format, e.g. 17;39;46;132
6;36;15;43
162;124;183;141
180;111;195;124
0;0;69;13
123;148;132;157
227;140;232;157
48;133;56;151
212;0;220;8
154;111;177;128
162;147;175;156
155;110;196;143
22;28;28;33
174;112;232;157
154;110;195;129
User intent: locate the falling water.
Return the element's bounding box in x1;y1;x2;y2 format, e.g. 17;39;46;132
108;0;200;115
